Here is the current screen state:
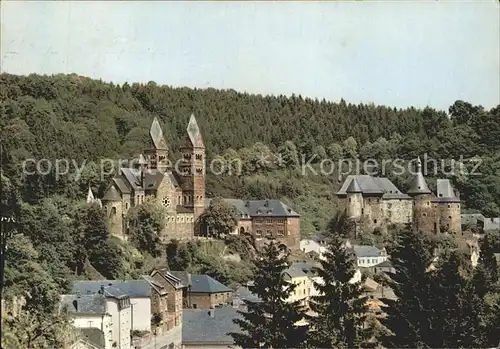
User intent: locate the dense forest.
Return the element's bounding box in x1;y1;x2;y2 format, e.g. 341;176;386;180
1;73;499;235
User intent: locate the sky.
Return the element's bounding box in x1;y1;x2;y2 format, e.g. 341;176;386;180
1;1;499;111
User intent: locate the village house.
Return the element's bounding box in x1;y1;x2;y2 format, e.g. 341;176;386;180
72;280;152;333
61;285;132;349
70;328;107;349
149;268;185;332
169;272;233;309
299;237;327;260
349;245;389;268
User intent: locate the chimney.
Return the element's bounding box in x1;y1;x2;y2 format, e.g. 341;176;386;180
208;308;215;318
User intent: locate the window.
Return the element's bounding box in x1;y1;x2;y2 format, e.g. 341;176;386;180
193;304;197;309
111;207;117;216
256;230;262;237
349;198;351;203
423;213;427;217
125;203;129;210
374;219;377;224
196;154;202;160
361;208;364;214
162;197;171;208
448;204;451;208
448;216;452;219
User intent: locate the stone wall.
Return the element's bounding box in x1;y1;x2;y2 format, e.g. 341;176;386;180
437;202;461;234
383;199;412;224
412;194;436;233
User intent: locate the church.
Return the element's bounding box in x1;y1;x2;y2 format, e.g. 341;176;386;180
88;115;301;250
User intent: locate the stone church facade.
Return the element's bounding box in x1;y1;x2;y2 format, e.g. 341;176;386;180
100;115;206;241
91;115;301;250
337;158;462;234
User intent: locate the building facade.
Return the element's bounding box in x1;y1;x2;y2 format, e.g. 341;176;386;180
337;158;462;235
97;115;301;250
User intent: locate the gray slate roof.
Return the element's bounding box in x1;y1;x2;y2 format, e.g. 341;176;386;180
284;261;318;279
204;198;300;217
351;245;383;258
72;280;151;298
373;260;393;268
102;185;121;201
337;175;411;199
150;117;168;150
346;178;362;193
169;271;192;288
61;294;106;314
190;274;232;293
433;179;460;203
407;158;432;195
182;307;242;345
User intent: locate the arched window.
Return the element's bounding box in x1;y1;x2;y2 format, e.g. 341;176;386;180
239;227;245;234
111;207;117;216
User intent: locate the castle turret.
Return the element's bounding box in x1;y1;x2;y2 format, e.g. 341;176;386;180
434;179;461;234
102;185;124;238
179;114;206;221
346;178;363;219
408;157;434;233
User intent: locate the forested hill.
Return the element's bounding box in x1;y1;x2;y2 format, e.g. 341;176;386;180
1;73;500;232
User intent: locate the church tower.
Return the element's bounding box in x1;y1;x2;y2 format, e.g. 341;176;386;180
143;117;169;172
178;114;206;220
407;157;434;233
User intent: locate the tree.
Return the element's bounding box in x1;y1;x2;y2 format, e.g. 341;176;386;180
325;211;356;239
380;229;439;348
278;141;300;167
307;234;368;348
229;242;307;348
200;197;238;238
343;136;358;158
327;143;343;161
127;197;165;257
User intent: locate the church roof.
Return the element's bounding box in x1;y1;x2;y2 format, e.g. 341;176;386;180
119;168;180;191
102;185;121;201
407;157;431;195
185;114;204;148
150;117;168;150
346;178;362;193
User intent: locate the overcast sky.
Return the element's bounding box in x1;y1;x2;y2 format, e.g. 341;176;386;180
1;0;499;110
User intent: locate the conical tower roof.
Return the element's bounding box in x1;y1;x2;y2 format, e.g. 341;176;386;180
185;114;204;148
346;178;362;193
138;154;147;165
86;187;95;203
407;157;431;195
150;117;168;150
102;185;121;201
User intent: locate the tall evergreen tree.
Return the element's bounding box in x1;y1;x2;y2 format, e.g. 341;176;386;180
380;229;438;348
228;242;307;348
307;234;368;348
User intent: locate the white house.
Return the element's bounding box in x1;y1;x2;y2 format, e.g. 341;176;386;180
300;238;327;260
72;280;152;333
350;245;388;267
61;294;113;349
62;285;132;349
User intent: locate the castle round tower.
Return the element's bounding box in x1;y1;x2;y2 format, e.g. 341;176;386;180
346;178;363;219
407;158;435;233
102;185;124;239
434;179;461;234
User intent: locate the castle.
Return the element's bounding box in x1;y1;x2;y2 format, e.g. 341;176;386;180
337;158;462;234
87;115;301;249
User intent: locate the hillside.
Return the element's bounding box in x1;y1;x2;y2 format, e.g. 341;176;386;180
2;73;500;236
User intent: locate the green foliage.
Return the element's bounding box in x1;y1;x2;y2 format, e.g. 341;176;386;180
229;242;307;348
307;235;368;348
127;197;166;257
201;197;238;237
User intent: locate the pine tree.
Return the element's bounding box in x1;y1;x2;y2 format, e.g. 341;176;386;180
380;229;439;348
228;242;307;348
432;249;483;348
307;234;368;348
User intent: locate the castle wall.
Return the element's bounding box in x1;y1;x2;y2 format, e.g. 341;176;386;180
383;199;412;225
364;196;383;229
412;194;435;234
347;193;363;219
